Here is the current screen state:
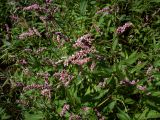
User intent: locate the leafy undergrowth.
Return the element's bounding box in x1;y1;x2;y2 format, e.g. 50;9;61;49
0;0;160;119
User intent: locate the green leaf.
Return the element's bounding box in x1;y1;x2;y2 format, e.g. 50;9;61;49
146;110;160;119
152;92;160;97
80;0;88;15
131;61;148;74
135;108;160;119
93;89;109;100
117;108;131;120
125;98;135;104
24;111;44;120
108;101;117;111
112;38;118;51
124;51;139;65
85;86;91;95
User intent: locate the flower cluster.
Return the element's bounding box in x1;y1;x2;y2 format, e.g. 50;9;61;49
64;48;95;66
93;24;102;35
94;108;105;120
23;84;45;91
96;6;113;15
137;85;146;91
45;0;52;4
69;113;81;120
23;4;40;11
116;22;133;35
120;79;147;91
10;14;19;22
36;72;50;79
73;33;93;49
19;59;27;65
120;79;139;86
16;82;25;87
19;27;41;40
60;104;70;117
54;70;74;87
90;61;96;71
23;73;51;98
146;65;153;75
34;47;47;55
54;32;69;42
23;68;32;77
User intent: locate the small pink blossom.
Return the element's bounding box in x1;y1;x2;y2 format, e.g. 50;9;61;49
32;27;41;37
69;113;81;120
146;65;153;75
90;61;96;71
10;15;19;21
116;22;133;35
73;33;93;49
94;108;105;120
60;104;70;117
137;85;146;91
16;82;25;87
120;79;139;86
96;6;112;14
72;57;91;66
34;47;47;55
19;27;41;39
19;28;34;39
23;4;40;11
19;59;27;65
23;84;44;91
54;32;69;42
46;0;52;4
64;48;95;66
54;70;74;87
41;88;51;99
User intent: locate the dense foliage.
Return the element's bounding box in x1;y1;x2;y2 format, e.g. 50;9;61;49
0;0;160;119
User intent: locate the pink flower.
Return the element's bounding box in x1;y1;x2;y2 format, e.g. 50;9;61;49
23;4;40;11
116;22;133;35
46;0;52;4
72;57;90;66
19;27;41;40
23;84;44;91
10;15;19;21
73;33;93;49
90;61;96;71
94;108;105;120
69;113;81;120
54;70;74;87
60;104;70;117
146;65;153;75
19;59;27;65
19;28;34;39
120;79;139;86
137;85;146;91
96;6;112;14
41;88;51;99
32;27;41;37
64;48;95;66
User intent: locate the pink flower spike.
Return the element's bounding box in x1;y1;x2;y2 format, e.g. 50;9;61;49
23;4;40;11
60;104;70;117
137;85;146;91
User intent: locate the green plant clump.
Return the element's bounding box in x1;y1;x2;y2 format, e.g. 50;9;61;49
0;0;160;119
